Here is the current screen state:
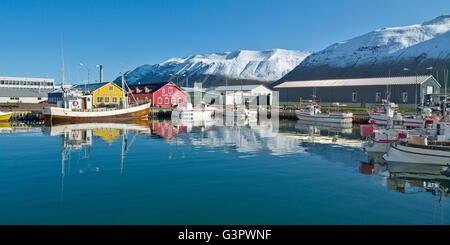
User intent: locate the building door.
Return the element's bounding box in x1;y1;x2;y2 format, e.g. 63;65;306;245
82;98;87;109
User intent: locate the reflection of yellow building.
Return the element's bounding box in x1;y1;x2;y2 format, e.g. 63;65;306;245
75;82;124;107
93;128;121;143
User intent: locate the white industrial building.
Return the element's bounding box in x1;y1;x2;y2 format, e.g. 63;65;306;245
0;76;55;103
212;85;273;105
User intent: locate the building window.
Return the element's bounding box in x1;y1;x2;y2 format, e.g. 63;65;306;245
178;98;182;104
162;89;165;94
426;86;433;95
109;86;114;91
375;92;381;103
171;97;176;104
38;97;42;100
352;91;357;102
168;87;173;94
105;97;110;103
165;97;169;104
402;91;408;103
158;97;162;104
112;97;118;104
97;97;103;104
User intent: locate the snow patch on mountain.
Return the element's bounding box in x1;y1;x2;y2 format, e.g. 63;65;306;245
301;15;450;68
124;49;311;84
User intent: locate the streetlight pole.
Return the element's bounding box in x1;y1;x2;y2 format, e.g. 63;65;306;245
80;63;90;92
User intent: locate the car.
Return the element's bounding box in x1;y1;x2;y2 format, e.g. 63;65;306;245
39;100;48;104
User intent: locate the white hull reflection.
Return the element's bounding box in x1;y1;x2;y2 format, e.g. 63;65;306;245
295;120;353;134
43;121;152;136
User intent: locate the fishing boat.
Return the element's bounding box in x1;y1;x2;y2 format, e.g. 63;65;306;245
0;111;12;122
295;103;353;124
171;101;216;121
361;124;404;153
43;71;151;123
368;100;426;128
383;120;450;166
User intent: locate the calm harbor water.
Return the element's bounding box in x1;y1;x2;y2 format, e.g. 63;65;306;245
0;119;449;225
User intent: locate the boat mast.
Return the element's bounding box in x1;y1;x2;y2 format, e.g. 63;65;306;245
121;68;127;109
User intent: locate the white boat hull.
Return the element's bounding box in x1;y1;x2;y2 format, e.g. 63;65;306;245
383;143;450;166
43;103;151;122
296;111;353;124
171;109;216;121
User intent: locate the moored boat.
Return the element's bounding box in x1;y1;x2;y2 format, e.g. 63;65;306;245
0;111;13;122
43;70;150;123
383;120;450;166
43;103;151;122
295;103;353;124
171;101;216;121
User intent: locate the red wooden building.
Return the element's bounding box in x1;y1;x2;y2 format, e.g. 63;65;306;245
128;82;186;107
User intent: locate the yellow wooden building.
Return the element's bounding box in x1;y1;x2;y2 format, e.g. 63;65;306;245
75;81;124;107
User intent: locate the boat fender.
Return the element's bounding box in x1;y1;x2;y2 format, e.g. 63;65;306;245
440;164;450;177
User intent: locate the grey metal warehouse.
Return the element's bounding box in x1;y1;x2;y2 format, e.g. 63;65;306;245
273;75;441;108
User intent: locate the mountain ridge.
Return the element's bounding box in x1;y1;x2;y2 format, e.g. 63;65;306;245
273;15;450;87
117;49;311;87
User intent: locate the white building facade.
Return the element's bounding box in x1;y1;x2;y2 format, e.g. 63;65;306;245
0;76;55;103
213;85;273;106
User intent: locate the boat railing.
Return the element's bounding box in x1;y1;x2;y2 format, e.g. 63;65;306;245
399;140;450;151
69;103;149;112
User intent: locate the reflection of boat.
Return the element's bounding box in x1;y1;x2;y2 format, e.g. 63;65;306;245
0;122;12;133
43;121;152;137
387;162;450;181
219;104;258;120
171;101;216;121
295;120;353;134
0;111;12;121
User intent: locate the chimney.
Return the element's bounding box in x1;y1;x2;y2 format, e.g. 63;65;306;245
99;64;103;83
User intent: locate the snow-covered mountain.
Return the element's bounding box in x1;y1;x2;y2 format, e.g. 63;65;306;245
275;15;450;85
118;49;311;86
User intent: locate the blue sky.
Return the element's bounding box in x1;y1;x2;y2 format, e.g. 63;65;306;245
0;0;448;83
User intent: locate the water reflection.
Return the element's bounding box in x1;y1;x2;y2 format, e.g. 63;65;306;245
361;152;450;201
3;118;449;224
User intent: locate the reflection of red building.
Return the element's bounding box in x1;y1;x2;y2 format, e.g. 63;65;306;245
128;82;186;107
151;120;184;139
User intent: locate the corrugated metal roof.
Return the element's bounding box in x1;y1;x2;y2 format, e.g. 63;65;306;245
0;88;53;97
274;76;438;88
214;85;268;91
72;82;112;92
